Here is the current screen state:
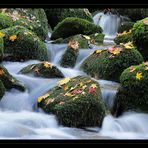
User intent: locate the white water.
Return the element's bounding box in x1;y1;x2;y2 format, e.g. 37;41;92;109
0;23;148;139
93;12;121;45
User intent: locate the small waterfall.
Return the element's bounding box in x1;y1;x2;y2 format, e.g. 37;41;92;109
100;112;148;139
98;80;120;109
45;43;67;63
93;12;121;44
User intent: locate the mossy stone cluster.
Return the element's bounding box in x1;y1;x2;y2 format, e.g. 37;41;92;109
19;62;64;78
60;40;79;68
112;62;148;117
0;8;49;40
52;33;104;48
44;8;93;29
114;30;133;45
1;25;48;61
81;45;144;82
0;64;25;92
132;17;148;60
38;76;107;127
118;22;134;33
51;17;102;40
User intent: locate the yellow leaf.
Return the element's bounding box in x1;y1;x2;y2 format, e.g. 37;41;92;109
37;96;44;103
64;85;69;91
9;35;17;42
43;62;53;68
82;85;87;89
82;35;91;40
0;32;5;38
64;93;74;97
95;50;103;54
136;72;142;80
90;84;97;88
79;82;83;87
124;42;134;49
58;78;71;86
46;98;55;105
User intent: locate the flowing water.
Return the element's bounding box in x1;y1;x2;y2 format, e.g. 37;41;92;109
0;12;148;139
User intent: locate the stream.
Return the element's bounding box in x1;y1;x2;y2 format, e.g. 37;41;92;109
0;12;148;139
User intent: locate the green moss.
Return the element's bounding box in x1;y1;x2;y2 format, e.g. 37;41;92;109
114;32;133;45
19;62;64;78
1;25;48;61
44;8;93;29
60;41;79;68
38;76;107;127
118;22;134;33
112;62;148;117
81;45;144;82
132;17;148;60
0;13;13;30
51;17;102;40
0;37;4;61
0;65;25;91
52;33;104;48
0;8;49;40
0;80;5;100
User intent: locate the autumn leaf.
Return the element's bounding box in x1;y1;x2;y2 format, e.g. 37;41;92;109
143;19;148;25
59;101;65;106
0;69;5;76
58;78;71;86
9;35;17;42
90;84;97;88
130;66;136;72
68;40;79;50
0;32;5;38
73;89;83;94
82;35;91;40
43;62;53;68
124;42;134;49
46;98;55;105
64;92;74;97
108;47;122;55
136;72;142;80
37;96;44;103
88;87;97;94
95;50;103;54
64;85;69;91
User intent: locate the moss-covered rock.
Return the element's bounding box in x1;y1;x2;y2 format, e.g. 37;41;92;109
114;30;133;45
118;22;134;33
51;17;102;40
0;80;5;100
81;43;144;82
0;8;49;40
60;40;79;68
116;8;148;22
44;8;93;29
1;25;48;61
132;17;148;60
37;76;107;127
112;62;148;117
0;65;25;91
0;36;4;61
52;33;104;48
0;13;13;30
19;62;64;78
